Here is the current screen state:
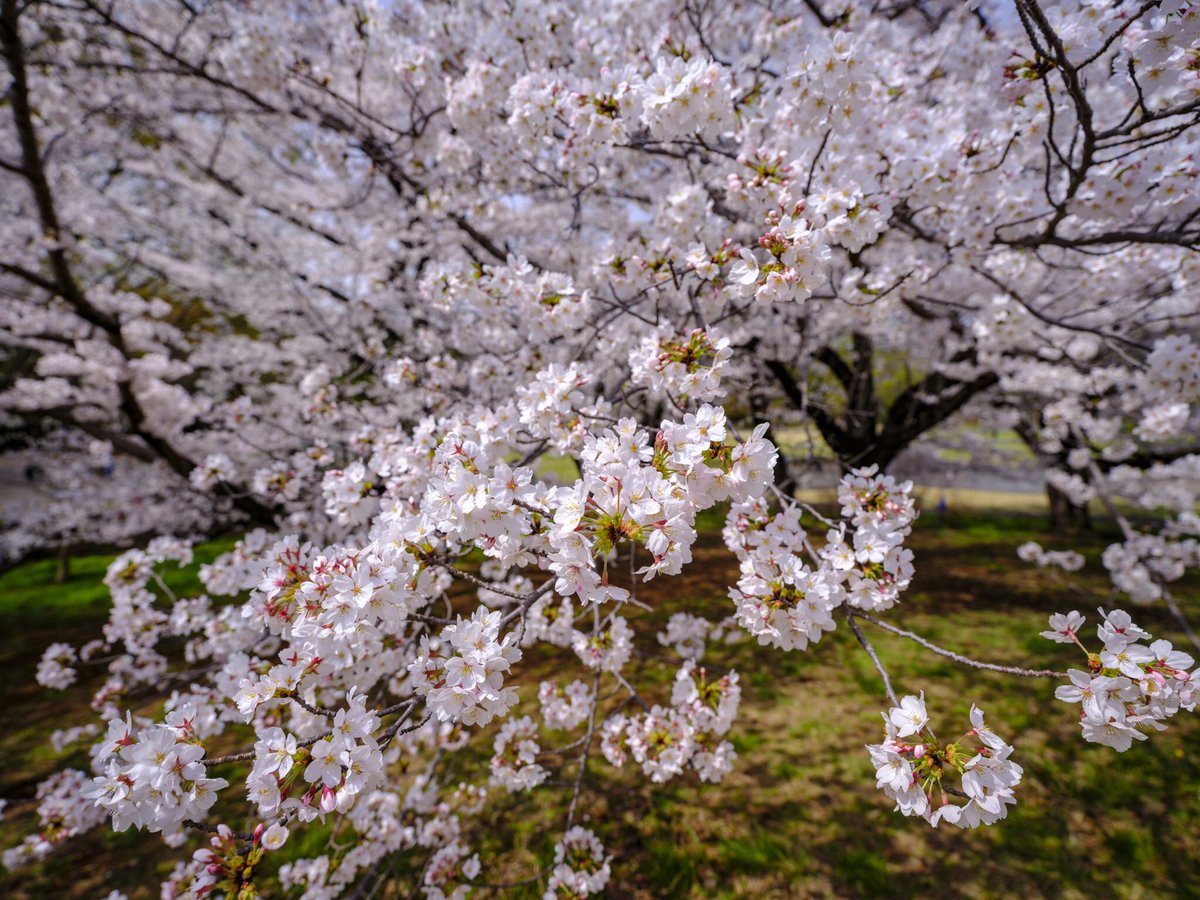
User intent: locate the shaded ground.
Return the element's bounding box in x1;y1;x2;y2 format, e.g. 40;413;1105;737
1;511;1197;898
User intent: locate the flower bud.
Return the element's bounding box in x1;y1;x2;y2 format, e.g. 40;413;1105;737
320;786;338;813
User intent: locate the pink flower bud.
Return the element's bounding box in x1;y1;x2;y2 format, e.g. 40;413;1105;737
320;786;337;813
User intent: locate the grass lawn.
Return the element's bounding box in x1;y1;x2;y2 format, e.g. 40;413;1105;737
0;511;1197;898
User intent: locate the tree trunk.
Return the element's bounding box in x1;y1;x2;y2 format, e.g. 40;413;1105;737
53;544;70;584
1046;483;1091;533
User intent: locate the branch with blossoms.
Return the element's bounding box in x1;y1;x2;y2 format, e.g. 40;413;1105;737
2;0;1200;895
1077;435;1200;657
8;392;1199;892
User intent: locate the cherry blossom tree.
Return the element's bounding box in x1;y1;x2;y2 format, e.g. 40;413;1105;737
2;0;1199;895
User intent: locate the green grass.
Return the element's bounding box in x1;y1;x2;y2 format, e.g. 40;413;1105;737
0;538;238;626
534;453;580;484
0;552;118;622
1;514;1198;898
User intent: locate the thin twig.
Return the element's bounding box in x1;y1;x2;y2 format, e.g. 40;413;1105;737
1163;590;1200;656
858;614;1065;678
566;671;601;829
1076;431;1200;656
845;610;899;706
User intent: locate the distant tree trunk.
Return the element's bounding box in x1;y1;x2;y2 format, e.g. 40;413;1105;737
1012;415;1093;534
766;335;998;477
54;544;70;584
1046;483;1091;533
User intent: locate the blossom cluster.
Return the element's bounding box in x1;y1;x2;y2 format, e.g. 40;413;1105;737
724;465;916;652
637;56;733;140
545;827;611;899
833;466;917;611
539;679;593;731
489;715;547;793
249;692;383;823
730;213;832;304
1016;541;1085;573
602;662;741;784
1;770;107;870
867;695;1023;829
1043;609;1197;750
191;823;281;898
546;404;777;608
409;609;523;727
628;326;732;403
82;718;228;834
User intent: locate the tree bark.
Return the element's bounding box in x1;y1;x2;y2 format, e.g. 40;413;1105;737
54;544;70;584
768;343;998;475
1046;482;1091;533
